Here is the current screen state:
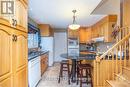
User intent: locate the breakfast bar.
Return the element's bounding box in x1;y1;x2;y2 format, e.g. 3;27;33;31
60;52;96;82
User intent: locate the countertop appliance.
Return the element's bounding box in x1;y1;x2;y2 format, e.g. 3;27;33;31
41;37;54;66
79;43;96;52
28;56;41;87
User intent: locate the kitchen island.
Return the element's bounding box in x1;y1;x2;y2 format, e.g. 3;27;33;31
60;52;96;83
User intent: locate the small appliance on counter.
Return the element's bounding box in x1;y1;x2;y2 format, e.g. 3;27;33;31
79;43;96;52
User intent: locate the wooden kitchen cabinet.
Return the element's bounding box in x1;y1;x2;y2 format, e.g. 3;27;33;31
91;15;117;42
41;53;48;76
68;29;79;38
79;27;92;43
12;29;28;87
39;24;54;37
122;0;130;27
0;0;28;32
0;26;13;87
16;0;28;30
0;2;28;86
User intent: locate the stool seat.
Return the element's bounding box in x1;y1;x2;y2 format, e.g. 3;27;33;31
78;64;92;69
77;63;93;87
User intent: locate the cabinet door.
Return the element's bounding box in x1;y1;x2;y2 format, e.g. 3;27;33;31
0;28;12;87
0;0;14;26
0;77;12;87
79;28;86;43
12;30;28;87
16;0;27;30
14;68;27;87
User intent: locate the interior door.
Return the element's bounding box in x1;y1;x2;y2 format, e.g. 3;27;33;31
0;27;12;87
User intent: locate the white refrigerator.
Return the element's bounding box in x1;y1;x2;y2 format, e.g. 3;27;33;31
41;37;54;66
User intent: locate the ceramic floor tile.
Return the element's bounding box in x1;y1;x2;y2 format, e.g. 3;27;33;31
37;63;91;87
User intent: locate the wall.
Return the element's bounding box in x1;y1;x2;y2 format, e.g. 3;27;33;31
92;0;120;25
54;30;67;62
96;42;115;52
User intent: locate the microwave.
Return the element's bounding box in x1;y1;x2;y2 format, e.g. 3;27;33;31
68;38;79;46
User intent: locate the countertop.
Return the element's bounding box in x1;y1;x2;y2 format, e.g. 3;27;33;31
28;51;49;61
60;52;96;60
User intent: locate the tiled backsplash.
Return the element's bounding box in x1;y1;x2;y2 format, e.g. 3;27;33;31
96;42;115;52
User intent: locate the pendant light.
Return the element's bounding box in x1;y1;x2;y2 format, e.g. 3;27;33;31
69;10;80;30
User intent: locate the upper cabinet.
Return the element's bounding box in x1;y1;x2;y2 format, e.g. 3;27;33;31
122;0;130;27
0;0;28;32
79;27;91;43
78;15;117;43
91;15;117;42
38;24;54;37
68;28;79;39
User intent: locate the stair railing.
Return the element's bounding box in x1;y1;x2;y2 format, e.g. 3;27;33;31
94;27;130;87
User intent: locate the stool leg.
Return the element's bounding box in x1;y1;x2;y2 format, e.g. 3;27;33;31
86;69;89;85
58;64;63;83
89;68;93;87
67;64;70;85
77;67;79;85
80;69;83;87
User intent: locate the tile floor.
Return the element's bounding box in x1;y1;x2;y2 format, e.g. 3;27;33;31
37;63;91;87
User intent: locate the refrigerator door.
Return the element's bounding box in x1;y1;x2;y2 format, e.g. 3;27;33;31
41;37;54;66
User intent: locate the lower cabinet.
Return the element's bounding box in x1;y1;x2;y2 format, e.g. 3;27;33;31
0;24;28;87
0;77;12;87
41;53;48;76
13;67;28;87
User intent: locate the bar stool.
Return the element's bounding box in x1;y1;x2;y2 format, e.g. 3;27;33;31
58;60;71;84
77;64;93;87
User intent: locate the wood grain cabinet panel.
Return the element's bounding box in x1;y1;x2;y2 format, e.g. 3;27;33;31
39;24;54;37
79;27;92;43
0;28;12;86
123;0;130;27
12;30;28;87
14;32;27;70
0;0;27;32
13;68;27;87
0;26;28;87
41;54;48;76
15;0;28;30
0;77;12;87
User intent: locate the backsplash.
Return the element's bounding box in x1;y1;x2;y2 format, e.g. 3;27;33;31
96;42;115;52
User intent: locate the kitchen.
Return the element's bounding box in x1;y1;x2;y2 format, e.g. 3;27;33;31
28;14;117;87
0;0;130;87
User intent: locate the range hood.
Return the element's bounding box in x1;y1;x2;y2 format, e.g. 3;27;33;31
92;37;104;42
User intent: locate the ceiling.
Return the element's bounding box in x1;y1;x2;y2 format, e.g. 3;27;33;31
29;0;106;29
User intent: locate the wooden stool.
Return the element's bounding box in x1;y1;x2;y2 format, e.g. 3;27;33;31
58;60;71;84
77;64;93;87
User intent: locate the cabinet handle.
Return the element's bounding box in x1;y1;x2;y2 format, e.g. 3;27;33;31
12;19;17;26
15;20;17;26
12;34;15;42
12;19;15;26
14;35;17;42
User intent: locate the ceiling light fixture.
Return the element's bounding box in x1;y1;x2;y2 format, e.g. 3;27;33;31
69;10;80;30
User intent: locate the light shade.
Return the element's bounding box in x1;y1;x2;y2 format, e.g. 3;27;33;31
69;24;80;30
